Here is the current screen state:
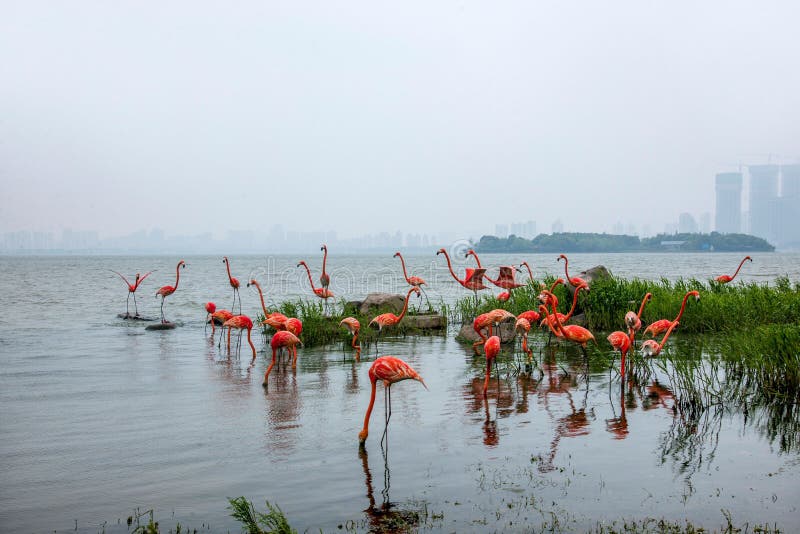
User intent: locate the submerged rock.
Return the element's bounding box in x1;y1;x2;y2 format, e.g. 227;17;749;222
145;322;177;331
457;322;516;344
118;313;156;321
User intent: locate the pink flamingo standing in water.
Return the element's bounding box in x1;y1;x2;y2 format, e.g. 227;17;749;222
515;317;533;362
539;304;596;356
482;336;501;398
607;331;632;376
111;270;153;318
155;260;185;323
625;293;652;347
716;256;752;284
557;254;588;289
394;251;431;310
204;302;216;333
222;257;241;314
368;287;420;354
319;244;331;290
359;356;427;446
262;330;303;387
464;249;521;294
436;248;487;305
297;260;334;313
340;317;361;360
641;321;680;357
222;314;257;363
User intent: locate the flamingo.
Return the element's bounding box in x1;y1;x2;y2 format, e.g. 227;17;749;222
518;310;541;323
262;330;303;386
222;257;241;314
319;244;331;290
358;356;427;446
472;312;493;352
515;318;533;362
368;287;420;353
285;317;303;336
519;261;537;286
482;335;501;398
247;279;289;333
607;331;632;376
539;285;587;332
538;304;595;356
643;290;699;338
394;251;431;309
211;308;233;339
436;248;487;304
340;317;361;359
624;293;652;346
487;308;516;338
297;260;334;312
716;256;752;284
155;260;185;323
641;321;680;357
111;270;153;318
557;254;588;289
204;302;216;333
464;249;512;290
222;315;257;363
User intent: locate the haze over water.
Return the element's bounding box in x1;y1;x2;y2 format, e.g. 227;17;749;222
1;253;798;532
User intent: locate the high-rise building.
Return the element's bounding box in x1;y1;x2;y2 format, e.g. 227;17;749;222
775;164;800;249
715;172;742;234
748;165;779;242
678;213;698;233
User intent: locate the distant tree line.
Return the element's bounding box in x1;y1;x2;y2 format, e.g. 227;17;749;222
474;232;775;253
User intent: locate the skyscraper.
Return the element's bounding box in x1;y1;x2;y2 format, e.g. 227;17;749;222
748;165;779;242
775;164;800;249
715;172;742;234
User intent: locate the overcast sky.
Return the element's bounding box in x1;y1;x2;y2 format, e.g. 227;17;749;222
1;1;798;240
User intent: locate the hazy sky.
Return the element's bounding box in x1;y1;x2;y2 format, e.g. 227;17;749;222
1;1;799;240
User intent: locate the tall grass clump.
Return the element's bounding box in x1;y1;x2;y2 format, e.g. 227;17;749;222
228;496;296;534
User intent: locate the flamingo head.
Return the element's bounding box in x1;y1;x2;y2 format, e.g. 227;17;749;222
297;261;306;268
690;290;700;302
436;248;447;256
746;256;753;262
558;254;567;262
222;257;228;264
178;260;186;269
247;279;255;288
641;340;659;358
393;252;401;258
205;302;216;314
320;244;327;252
465;249;475;259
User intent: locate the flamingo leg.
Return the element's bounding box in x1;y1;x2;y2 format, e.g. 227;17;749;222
160;297;166;323
380;385;392;448
133;292;139;317
125;292;131;317
420;287;432;312
262;350;277;387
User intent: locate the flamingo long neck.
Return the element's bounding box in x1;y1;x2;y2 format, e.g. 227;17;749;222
549;279;564;293
541;307;561;337
673;292;694;322
173;263;182;290
397;289;414;321
468;252;483;268
564;286;584;321
359;378;378;443
440;252;461;283
522;263;534;282
397;254;411;283
657;321;680;351
252;281;267;316
637;293;652;319
300;263;318;290
730;257;749;281
561;256;571;281
224;259;234;284
321;247;328;277
352;330;359;349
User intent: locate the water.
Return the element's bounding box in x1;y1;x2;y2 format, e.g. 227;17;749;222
1;253;798;532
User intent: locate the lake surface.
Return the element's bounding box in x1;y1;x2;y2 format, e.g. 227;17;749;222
1;253;798;532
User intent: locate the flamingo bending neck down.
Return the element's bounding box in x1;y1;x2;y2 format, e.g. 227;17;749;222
320;244;331;290
359;356;426;446
297;260;334;312
437;248;486;304
248;279;288;333
483;336;501;398
340;317;361;360
262;330;302;387
368;287;420;353
515;318;533;362
716;256;752;284
155;260;185;323
223;257;241;314
205;302;216;333
607;331;632;376
643;291;699;338
112;270;153;317
539;304;595;356
641;321;680;357
222;314;257;363
558;254;588;289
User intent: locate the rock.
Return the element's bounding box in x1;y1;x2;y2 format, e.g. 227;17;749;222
404;315;447;330
145;322;177;330
358;293;406;315
457;322;516;344
118;314;156;321
575;265;612;288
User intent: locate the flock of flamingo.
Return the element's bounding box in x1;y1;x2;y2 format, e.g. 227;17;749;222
112;249;753;445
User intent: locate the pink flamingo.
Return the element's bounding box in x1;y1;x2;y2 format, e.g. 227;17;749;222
204;302;216;333
340;317;361;359
111;270;153;318
625;293;653;346
716;256;752;284
607;331;632;376
394;251;431;309
557;254;588;289
436;248;487;304
368;287;420;353
472;312;493;352
319;244;331;290
515;318;533;362
222;257;241;314
155;260;185;323
539;304;595;356
247;279;289;334
641;321;680;357
483;335;501;398
538;285;587;332
359;356;427;446
223;314;257;363
643;290;699;338
297;260;334;311
262;330;303;386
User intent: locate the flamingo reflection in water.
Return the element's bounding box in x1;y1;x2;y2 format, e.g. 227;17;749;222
358;446;421;531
